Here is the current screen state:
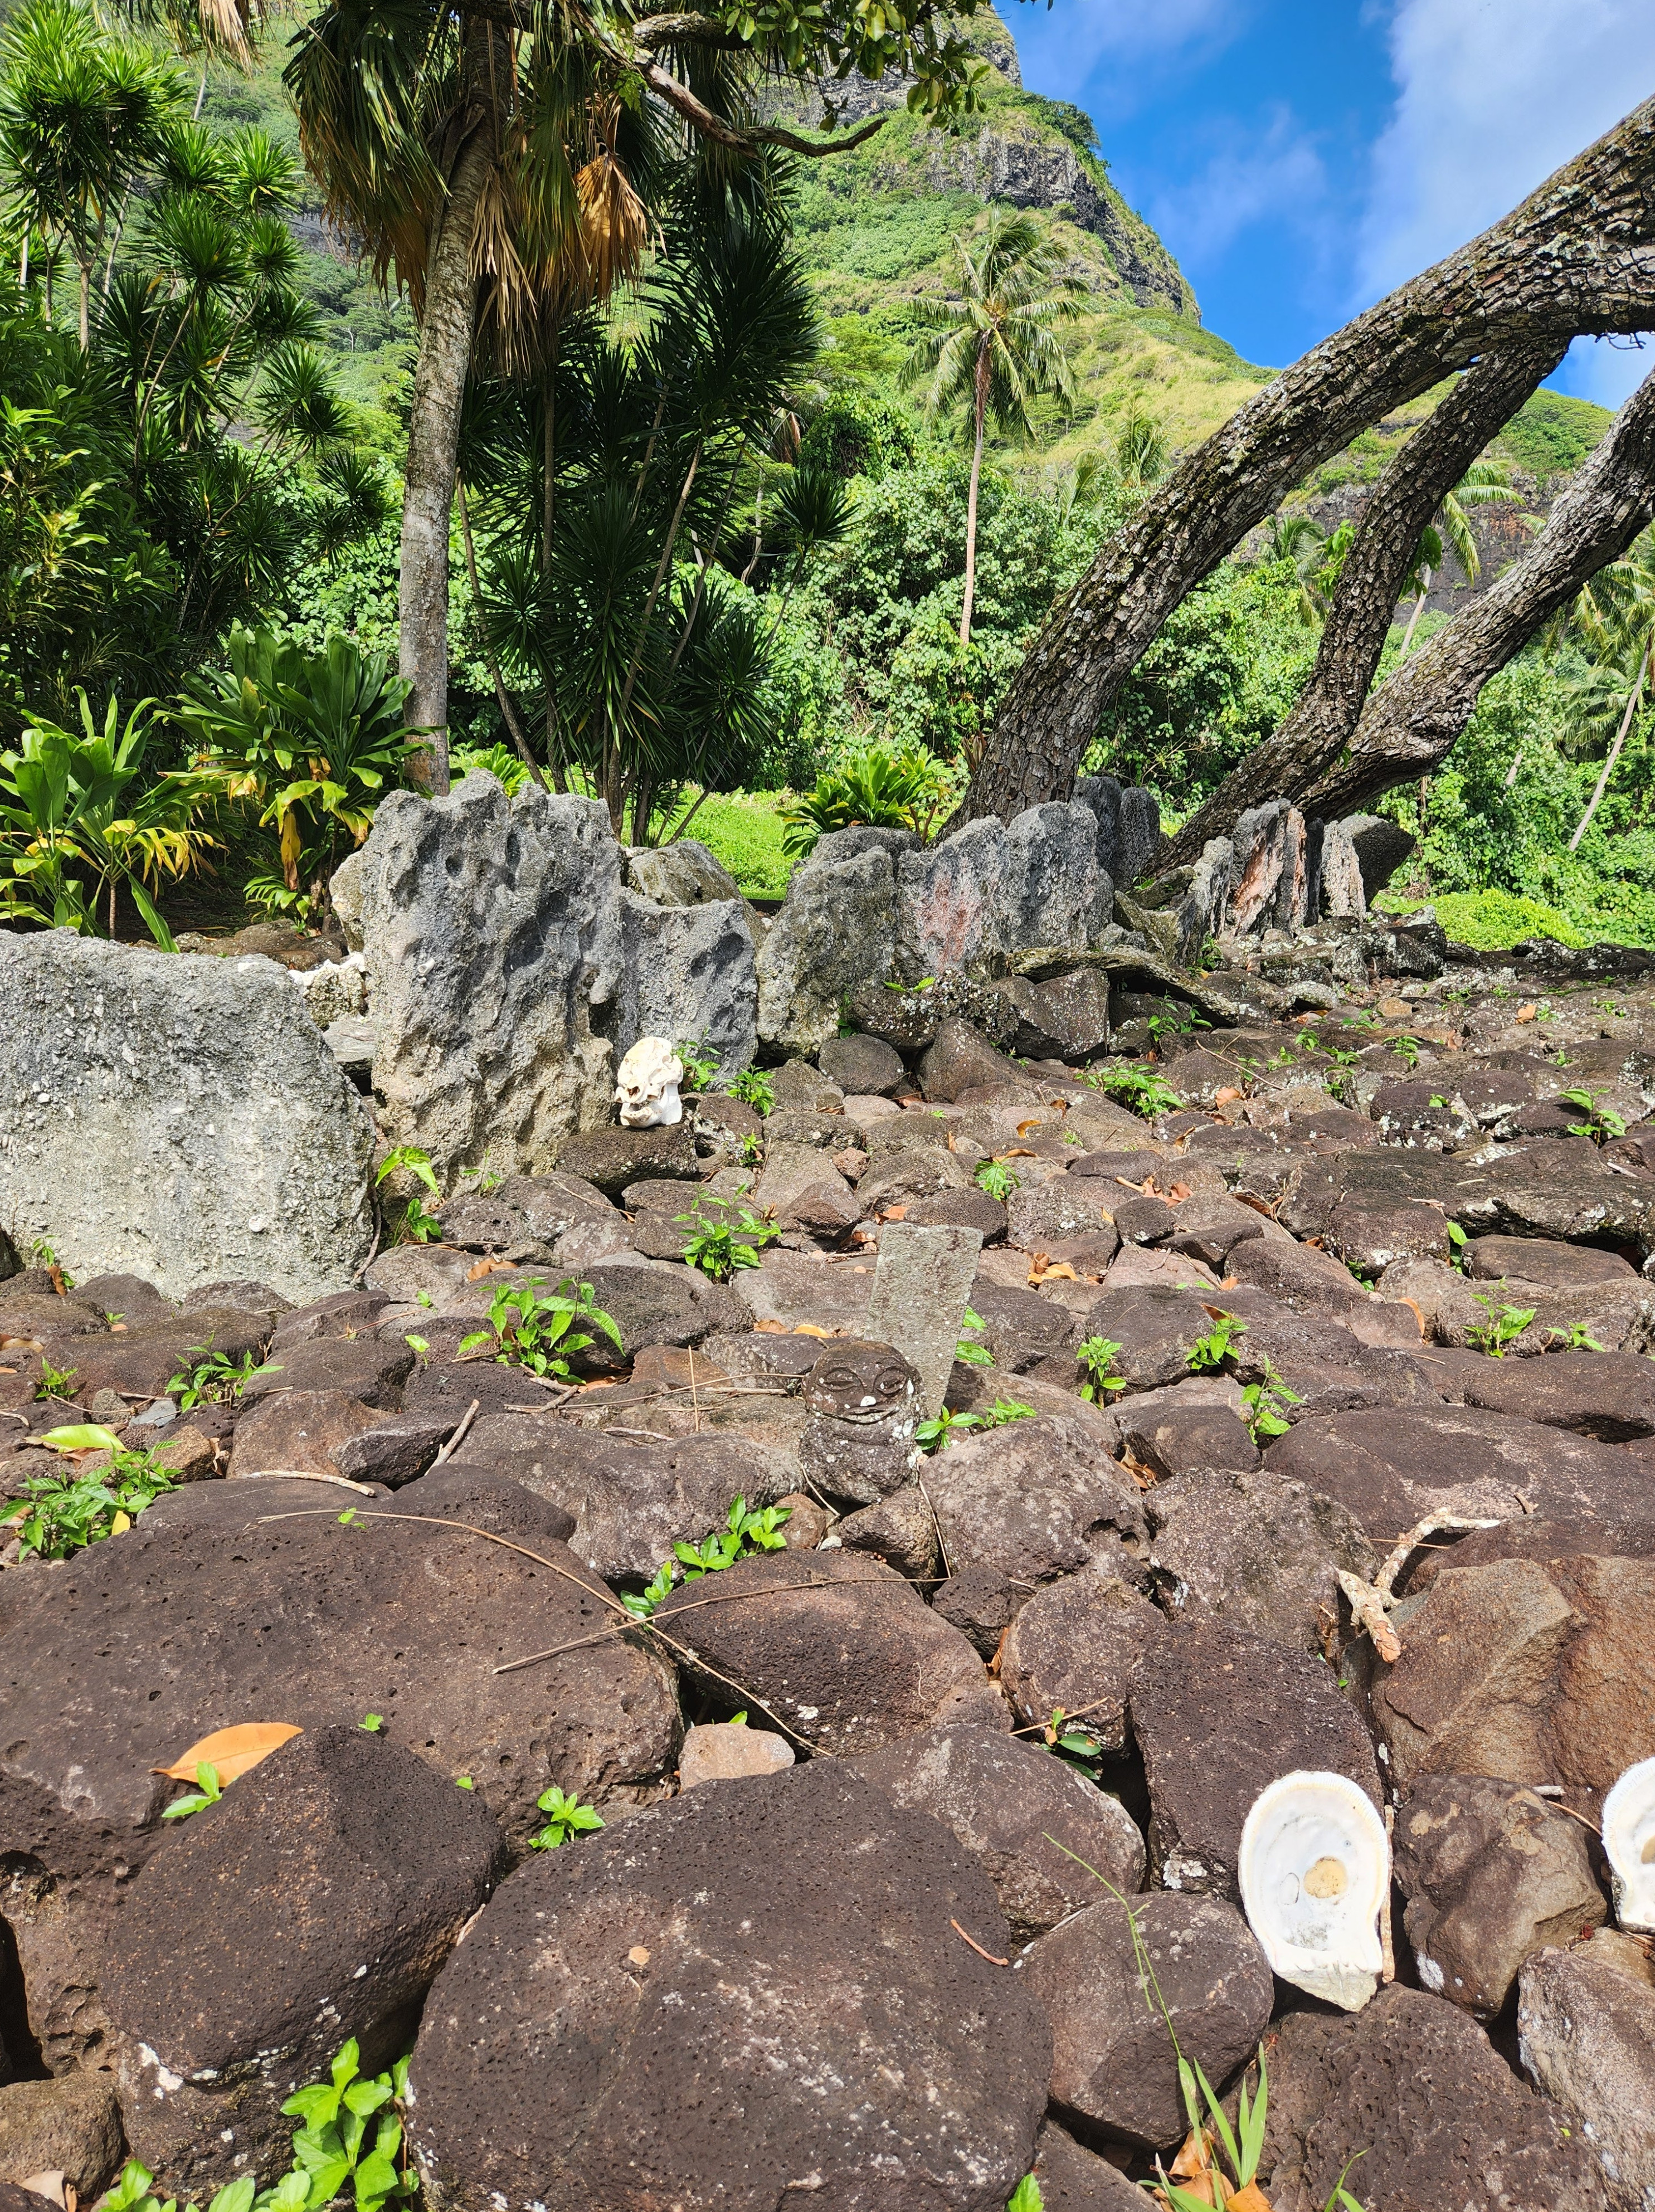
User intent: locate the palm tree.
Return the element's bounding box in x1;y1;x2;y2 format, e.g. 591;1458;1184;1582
1263;510;1326;627
1396;456;1524;656
1561;529;1655;849
903;208;1080;645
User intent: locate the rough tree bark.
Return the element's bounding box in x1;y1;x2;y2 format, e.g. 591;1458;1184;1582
398;37;494;794
1158;340;1565;869
1296;362;1655;820
957;94;1655;825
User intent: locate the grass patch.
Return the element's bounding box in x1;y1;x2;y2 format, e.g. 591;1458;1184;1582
1377;888;1587;949
670;791;794;898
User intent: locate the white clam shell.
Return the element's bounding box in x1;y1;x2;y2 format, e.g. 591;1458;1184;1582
615;1037;685;1128
1238;1770;1389;2012
1602;1755;1655;1933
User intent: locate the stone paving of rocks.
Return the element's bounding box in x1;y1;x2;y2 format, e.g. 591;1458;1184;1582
3;931;1655;2212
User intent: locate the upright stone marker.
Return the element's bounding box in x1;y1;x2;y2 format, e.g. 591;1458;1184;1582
864;1222;984;1415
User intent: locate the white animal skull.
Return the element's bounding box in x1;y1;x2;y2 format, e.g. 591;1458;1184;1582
1603;1755;1655;1932
615;1037;685;1128
1238;1770;1389;2011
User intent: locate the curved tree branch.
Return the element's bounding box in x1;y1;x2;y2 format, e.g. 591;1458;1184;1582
1299;359;1655;820
957;94;1655;826
1158;339;1566;869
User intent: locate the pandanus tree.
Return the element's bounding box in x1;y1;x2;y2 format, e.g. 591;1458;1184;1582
902;208;1080;645
284;0;1016;790
460;163;845;844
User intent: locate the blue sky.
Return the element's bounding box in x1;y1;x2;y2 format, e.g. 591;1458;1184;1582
1011;0;1655;412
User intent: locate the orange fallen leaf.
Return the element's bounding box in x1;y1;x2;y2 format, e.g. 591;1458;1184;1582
1398;1296;1428;1337
753;1319;788;1333
1515;1003;1537;1023
152;1722;301;1785
1214;1086;1243;1105
881;1205;908;1221
1002;1147;1038;1159
792;1323;831;1338
1029;1261;1078;1284
1226;2187;1273;2212
466;1256;515;1282
1165;1182;1192;1202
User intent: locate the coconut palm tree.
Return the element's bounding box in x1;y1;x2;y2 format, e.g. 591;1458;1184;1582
903;208;1081;645
1396;457;1524;655
1561;529;1655;849
1263;510;1327;627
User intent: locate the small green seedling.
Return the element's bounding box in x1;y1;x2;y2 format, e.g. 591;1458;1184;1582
955;1306;994;1367
1090;1063;1185;1118
1187;1310;1245;1373
281;2039;416;2212
459;1276;621;1378
1561;1086;1628;1143
33;1357;79;1400
724;1066;775;1115
1445;1220;1467;1270
1076;1335;1127;1401
622;1494;793;1617
1391;1035;1420;1069
168;1346;278;1410
676;1203;780;1282
737;1131;764;1167
1044;1706;1106;1777
376;1145;439;1196
1005;2176;1043;2212
359;1714;383;1732
1469;1294;1537;1358
975;1158;1020;1201
162;1761;223;1820
917;1406;982;1452
397;1195;442;1244
6;1435;177;1560
676;1036;721;1092
528;1786;605;1850
1550;1321;1609;1351
1240;1362;1302;1440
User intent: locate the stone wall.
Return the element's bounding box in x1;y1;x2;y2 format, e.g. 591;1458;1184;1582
0;930;375;1299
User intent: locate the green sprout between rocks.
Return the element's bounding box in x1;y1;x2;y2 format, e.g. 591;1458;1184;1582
459;1276;621;1378
724;1066;775;1115
161;1761;222;1821
1187;1311;1245;1373
1560;1086;1628;1142
1240;1361;1302;1440
376;1146;442;1243
676;1202;781;1281
975;1158;1020;1201
622;1494;794;1619
1089;1063;1185;1118
1550;1321;1609;1351
1076;1336;1127;1401
676;1035;721;1092
529;1786;605;1850
955;1307;994;1367
167;1346;278;1410
33;1356;79;1400
4;1430;178;1560
916;1399;1034;1453
1468;1295;1536;1358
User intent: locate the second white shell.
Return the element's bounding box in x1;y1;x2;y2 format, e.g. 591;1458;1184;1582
1238;1770;1389;2012
1602;1755;1655;1933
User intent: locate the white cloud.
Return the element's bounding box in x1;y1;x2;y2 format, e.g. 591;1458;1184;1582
1010;0;1242;108
1143;106;1328;267
1356;0;1655;303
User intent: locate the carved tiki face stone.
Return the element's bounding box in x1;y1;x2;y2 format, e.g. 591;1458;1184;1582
804;1340;920;1430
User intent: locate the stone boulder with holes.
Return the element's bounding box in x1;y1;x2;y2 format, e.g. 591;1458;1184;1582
654;1551;1001;1753
922;1412;1147;1585
1130;1622;1383;1898
1371;1550;1655;1796
1518;1929;1655;2210
844;1723;1145;1941
445;1420;787;1581
1026;1893;1274;2152
405;1761;1052;2212
0;2075;124;2201
999;1573;1167;1752
1257;1981;1617;2211
1143;1466;1379;1652
103;1726;507;2192
1392;1775;1607;2019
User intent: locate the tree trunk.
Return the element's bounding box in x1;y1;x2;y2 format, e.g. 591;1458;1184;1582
400;116;493;793
1299;362;1655;820
958;94;1655;825
961;345;988;647
1158;343;1561;869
